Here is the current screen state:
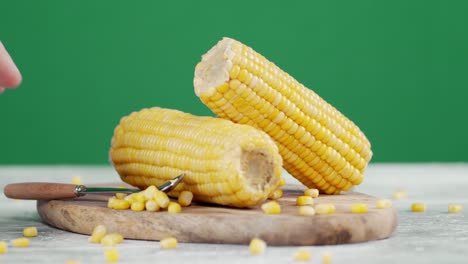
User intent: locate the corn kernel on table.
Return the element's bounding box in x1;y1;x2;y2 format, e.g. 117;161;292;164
1;164;467;264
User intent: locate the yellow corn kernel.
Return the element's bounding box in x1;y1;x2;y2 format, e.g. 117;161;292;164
154;191;170;209
88;225;107;243
376;199;392;209
278;177;286;187
145;200;160;212
64;261;81;264
293;248;311;261
11;238;30;248
23;227;38;237
143;185;157;201
124;193;136;204
71;175;82;185
296;196;314;206
194;37;373;194
109;199;130;210
168;202;182;214
315;204;336;215
131;201;145;212
115;193;127;200
0;241;7;254
249;238;266;255
393;190;407;200
178;191;193;207
107;197;116;209
160;237;178;249
448;204;463;214
109;107;283;208
104;248;119;262
268;189;283;200
304;188;319;198
411;203;426;212
350;203;368;214
298;206;316;216
132;193;146;203
261;201;281;214
101;233;124;246
322;251;333;264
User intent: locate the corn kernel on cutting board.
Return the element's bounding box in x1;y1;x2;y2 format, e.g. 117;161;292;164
37;185;397;245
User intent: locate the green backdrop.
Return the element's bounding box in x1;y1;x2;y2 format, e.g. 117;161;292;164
1;0;467;164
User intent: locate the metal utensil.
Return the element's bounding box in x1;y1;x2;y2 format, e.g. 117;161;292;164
3;174;185;200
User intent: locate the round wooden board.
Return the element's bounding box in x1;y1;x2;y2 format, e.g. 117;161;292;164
37;185;398;246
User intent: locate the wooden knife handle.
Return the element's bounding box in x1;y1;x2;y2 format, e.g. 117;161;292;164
3;182;79;200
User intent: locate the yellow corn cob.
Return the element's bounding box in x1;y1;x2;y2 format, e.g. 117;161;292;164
110;107;282;208
194;37;372;194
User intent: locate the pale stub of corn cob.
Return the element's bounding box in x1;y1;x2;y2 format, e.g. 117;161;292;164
110;107;282;207
194;37;372;194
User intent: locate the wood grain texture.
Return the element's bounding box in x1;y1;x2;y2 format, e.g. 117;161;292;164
37;185;398;245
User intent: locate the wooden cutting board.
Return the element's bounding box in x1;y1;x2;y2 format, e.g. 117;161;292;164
37;185;398;246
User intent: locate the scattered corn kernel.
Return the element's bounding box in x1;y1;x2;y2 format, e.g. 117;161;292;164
104;248;119;262
261;201;281;214
154;191;170;208
131;201;145;212
278;177;286;187
11;238;30;248
23;227;38;237
315;204;336;215
115;193;127;200
249;238;266;255
71;175;82;185
117;185;127;189
109;199;130;210
296;196;314;206
268;189;283;200
448;204;463;214
304;188;319;198
65;260;81;264
101;233;124;246
168;202;182;214
160;237;178;249
322;251;333;264
293;248;311;261
107;197;116;209
0;241;7;254
89;225;107;243
145;200;160;212
411;203;426;212
350;203;368;214
298;206;316;216
178;191;194;207
132;193;146;203
393;190;407;200
143;185;157;201
376;199;392;209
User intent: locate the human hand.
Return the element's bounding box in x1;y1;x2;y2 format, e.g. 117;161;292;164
0;41;22;94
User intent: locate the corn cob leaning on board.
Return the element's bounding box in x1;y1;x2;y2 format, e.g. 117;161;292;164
109;107;282;207
194;37;372;194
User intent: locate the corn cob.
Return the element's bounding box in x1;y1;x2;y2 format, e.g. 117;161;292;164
194;37;372;194
110;107;282;208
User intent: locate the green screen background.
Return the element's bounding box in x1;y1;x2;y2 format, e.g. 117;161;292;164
1;0;467;164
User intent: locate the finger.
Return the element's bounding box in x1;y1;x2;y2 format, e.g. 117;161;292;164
0;87;5;94
0;41;22;88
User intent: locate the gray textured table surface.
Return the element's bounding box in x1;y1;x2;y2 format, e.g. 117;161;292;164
0;164;467;264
